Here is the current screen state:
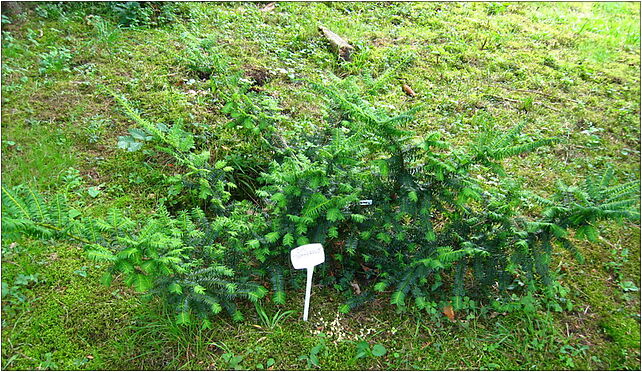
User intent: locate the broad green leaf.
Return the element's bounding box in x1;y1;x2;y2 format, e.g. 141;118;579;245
310;355;319;367
372;344;387;357
87;187;101;198
128;128;151;141
117;136;143;152
68;208;81;219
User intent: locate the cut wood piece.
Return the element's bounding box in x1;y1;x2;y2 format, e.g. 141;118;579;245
351;282;361;295
260;2;275;12
402;84;416;97
319;25;355;61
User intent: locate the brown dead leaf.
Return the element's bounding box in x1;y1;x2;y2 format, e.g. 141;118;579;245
402;84;416;97
443;304;455;321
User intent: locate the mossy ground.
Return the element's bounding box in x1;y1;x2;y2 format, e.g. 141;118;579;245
1;2;640;370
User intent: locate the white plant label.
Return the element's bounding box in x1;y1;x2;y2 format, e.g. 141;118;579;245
290;243;325;321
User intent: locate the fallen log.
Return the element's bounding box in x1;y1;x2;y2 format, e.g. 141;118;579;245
319;25;354;61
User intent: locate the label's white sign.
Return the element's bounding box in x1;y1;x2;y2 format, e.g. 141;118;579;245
290;243;325;269
290;243;325;321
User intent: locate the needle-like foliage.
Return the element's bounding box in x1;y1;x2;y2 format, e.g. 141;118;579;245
4;72;638;324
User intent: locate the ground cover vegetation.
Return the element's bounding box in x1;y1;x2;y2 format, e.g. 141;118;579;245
1;2;640;370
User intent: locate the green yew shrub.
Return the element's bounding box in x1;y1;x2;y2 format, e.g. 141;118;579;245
3;48;639;326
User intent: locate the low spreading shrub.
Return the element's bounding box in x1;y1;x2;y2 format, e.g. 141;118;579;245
3;39;639;326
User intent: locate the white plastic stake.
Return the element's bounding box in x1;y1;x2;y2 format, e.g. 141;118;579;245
290;243;325;322
303;266;314;321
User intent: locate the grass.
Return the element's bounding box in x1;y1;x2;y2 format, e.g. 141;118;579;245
1;2;640;370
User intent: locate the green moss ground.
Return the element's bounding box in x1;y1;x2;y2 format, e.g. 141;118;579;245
1;2;640;370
